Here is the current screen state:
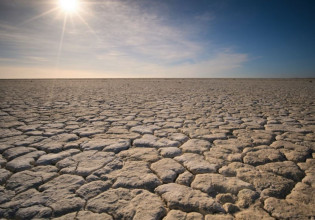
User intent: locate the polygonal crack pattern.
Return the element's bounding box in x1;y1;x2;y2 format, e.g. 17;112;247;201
0;79;314;219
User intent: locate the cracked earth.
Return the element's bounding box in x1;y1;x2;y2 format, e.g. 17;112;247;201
0;79;314;220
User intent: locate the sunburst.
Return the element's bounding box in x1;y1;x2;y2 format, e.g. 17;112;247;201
59;0;79;13
21;0;100;71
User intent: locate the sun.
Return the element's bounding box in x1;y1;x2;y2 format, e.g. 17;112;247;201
59;0;79;13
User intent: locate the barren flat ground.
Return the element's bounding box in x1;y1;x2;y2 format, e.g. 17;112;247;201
0;79;314;220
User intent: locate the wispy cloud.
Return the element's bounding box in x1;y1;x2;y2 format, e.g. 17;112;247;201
0;0;248;78
84;0;204;64
96;50;249;78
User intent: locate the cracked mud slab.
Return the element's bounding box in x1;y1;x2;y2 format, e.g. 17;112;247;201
0;79;314;219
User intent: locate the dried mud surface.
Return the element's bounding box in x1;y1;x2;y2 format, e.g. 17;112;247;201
0;79;314;219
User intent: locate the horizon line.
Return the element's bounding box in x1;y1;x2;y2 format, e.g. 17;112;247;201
0;77;314;80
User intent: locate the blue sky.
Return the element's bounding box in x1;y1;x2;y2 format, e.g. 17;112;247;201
0;0;314;78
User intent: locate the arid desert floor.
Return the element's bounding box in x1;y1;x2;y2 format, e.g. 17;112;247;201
0;79;314;220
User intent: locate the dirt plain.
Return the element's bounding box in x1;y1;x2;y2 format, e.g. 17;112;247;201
0;79;314;219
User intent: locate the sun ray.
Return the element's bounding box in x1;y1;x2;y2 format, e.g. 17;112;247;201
76;13;100;41
56;14;68;67
19;7;59;26
54;0;104;70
